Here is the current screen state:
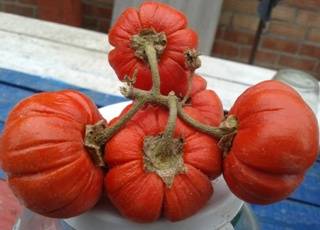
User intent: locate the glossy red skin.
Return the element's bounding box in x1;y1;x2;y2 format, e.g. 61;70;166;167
104;77;224;222
0;90;104;218
224;80;319;204
108;1;198;97
185;75;223;126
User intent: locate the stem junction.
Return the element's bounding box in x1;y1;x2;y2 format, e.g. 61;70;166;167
84;37;238;169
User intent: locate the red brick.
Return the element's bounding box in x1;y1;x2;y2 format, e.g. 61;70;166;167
313;74;320;80
83;3;113;18
255;50;279;65
215;27;225;39
261;37;299;54
300;44;320;58
18;0;37;4
232;14;259;31
98;18;111;33
223;0;258;14
309;68;320;80
82;0;114;7
268;22;306;40
212;41;239;58
271;5;296;22
3;2;35;17
314;73;320;81
307;28;320;43
256;62;278;69
219;11;233;26
315;63;320;77
223;30;255;45
38;0;82;26
296;10;320;28
281;0;320;10
239;47;252;60
83;16;98;30
279;55;317;72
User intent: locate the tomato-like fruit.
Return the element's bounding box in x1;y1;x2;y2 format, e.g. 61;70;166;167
108;1;198;97
104;77;224;222
185;74;224;126
0;90;104;218
223;80;319;204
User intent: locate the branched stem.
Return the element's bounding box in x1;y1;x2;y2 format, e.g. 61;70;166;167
85;34;238;167
121;86;237;139
121;86;168;106
145;44;161;95
163;92;178;140
96;99;146;145
181;71;194;104
177;103;233;138
84;99;146;167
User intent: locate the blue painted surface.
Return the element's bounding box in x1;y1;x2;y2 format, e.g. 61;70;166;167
0;68;126;108
0;68;320;229
290;162;320;206
249;162;320;229
252;200;320;230
0;169;6;179
0;170;5;179
0;84;34;122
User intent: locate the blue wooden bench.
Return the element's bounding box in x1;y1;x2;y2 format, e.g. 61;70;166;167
0;68;319;229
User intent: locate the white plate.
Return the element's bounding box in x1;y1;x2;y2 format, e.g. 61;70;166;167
65;102;243;230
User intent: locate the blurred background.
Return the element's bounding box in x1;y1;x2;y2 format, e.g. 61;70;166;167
0;0;319;79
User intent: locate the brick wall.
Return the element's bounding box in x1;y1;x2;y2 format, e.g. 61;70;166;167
0;0;319;79
0;0;114;32
213;0;320;79
0;0;38;18
82;0;113;32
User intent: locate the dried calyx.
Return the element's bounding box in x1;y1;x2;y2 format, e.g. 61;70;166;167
184;49;201;71
131;29;167;62
181;49;201;104
144;135;186;187
84;120;107;167
217;115;238;157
